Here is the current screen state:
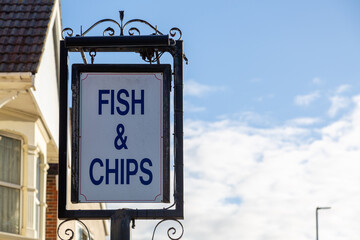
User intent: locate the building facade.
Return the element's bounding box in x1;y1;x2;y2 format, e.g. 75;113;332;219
0;1;108;239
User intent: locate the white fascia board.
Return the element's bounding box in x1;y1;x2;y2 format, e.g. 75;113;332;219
0;72;34;90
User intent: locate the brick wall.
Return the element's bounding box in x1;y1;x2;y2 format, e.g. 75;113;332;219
46;174;58;240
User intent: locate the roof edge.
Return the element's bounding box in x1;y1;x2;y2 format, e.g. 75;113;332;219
35;0;60;74
0;72;33;80
0;72;34;90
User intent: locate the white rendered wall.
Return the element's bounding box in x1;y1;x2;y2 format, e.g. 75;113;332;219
31;9;61;149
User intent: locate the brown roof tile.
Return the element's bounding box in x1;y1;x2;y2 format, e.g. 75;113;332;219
0;0;55;73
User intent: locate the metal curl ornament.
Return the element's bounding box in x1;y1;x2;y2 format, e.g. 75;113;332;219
57;219;90;240
61;28;73;39
103;27;115;36
151;219;184;240
128;27;140;36
82;18;121;36
169;27;182;40
123;18;163;36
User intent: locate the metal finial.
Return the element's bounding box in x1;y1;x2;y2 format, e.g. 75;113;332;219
120;11;124;22
119;11;124;35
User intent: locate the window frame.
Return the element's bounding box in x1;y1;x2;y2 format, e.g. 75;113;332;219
34;154;42;238
0;131;24;235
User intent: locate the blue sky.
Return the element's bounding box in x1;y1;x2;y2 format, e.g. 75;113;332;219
61;0;360;126
61;1;360;239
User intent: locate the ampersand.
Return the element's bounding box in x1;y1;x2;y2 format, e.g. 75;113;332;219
114;123;128;150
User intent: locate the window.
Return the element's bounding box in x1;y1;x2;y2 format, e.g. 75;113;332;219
77;223;94;240
0;134;22;234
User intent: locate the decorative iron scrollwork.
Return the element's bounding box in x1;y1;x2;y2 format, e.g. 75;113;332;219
62;11;182;41
169;28;182;41
128;27;140;36
103;27;115;36
61;11;189;65
57;219;90;240
62;28;74;39
152;219;184;240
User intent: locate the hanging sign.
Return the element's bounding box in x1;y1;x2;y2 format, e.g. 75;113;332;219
71;64;170;203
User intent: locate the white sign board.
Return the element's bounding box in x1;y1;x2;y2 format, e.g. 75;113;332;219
72;65;170;203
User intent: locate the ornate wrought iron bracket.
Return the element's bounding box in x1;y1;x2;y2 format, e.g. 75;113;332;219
57;219;90;240
62;11;188;64
152;219;184;240
63;11;182;40
57;218;184;240
58;11;185;240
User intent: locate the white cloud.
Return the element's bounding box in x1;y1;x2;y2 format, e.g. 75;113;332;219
177;97;360;240
295;91;320;106
177;95;360;240
325;84;352;117
184;79;223;97
113;95;360;240
312;77;323;85
184;100;206;113
328;95;350;117
287;117;321;126
336;84;351;94
236;111;274;126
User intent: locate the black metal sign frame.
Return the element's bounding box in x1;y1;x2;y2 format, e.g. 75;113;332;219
71;64;171;204
58;34;184;239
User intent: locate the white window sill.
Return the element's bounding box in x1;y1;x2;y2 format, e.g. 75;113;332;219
0;232;37;240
